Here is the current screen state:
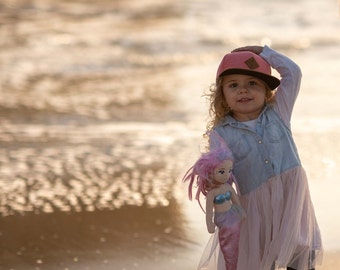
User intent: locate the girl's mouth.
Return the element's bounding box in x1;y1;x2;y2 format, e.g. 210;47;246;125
238;98;253;102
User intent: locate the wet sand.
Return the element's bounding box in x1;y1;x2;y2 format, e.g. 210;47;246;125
2;1;197;269
1;0;340;269
0;204;195;270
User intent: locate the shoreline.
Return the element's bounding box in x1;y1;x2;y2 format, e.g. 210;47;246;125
1;202;339;270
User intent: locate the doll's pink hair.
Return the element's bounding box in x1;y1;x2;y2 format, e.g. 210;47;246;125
183;131;236;210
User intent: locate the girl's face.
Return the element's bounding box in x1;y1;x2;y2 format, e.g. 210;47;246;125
213;159;233;184
222;74;267;121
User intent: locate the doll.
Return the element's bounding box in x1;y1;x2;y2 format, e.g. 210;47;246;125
183;135;246;270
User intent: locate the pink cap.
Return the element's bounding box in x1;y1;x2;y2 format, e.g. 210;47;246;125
216;51;280;90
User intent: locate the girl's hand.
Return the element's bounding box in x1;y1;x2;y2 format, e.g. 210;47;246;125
231;46;263;55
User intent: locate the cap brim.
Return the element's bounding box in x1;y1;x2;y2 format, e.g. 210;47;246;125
219;69;280;90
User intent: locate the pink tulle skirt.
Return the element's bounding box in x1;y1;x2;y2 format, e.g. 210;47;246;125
198;167;323;270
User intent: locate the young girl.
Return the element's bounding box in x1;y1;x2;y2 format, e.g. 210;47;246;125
204;45;323;270
183;136;246;270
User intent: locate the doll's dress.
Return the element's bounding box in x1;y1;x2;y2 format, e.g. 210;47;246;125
198;193;245;270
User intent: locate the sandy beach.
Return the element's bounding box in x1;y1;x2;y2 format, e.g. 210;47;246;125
1;0;340;269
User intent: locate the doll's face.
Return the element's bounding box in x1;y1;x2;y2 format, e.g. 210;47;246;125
213;159;233;184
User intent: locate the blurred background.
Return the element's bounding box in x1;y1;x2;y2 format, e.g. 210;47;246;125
0;0;339;269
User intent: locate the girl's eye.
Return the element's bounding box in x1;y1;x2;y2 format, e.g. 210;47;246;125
230;83;238;88
218;170;225;174
248;80;257;86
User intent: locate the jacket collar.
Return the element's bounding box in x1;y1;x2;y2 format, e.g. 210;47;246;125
220;105;269;127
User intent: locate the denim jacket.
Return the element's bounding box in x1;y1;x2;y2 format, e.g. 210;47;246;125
215;107;301;195
214;46;303;195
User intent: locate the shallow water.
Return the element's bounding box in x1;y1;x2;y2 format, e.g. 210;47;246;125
0;0;340;269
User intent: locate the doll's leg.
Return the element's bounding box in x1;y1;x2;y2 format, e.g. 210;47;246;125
218;221;241;270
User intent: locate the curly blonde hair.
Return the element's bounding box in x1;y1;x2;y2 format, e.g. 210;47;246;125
205;77;276;132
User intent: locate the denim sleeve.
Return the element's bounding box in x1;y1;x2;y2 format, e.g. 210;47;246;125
260;46;302;128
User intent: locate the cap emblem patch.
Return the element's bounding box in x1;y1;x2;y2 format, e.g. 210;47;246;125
245;57;259;69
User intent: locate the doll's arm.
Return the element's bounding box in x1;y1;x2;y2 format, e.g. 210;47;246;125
206;192;216;233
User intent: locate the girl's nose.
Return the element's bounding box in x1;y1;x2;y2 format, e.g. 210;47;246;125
238;85;249;93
